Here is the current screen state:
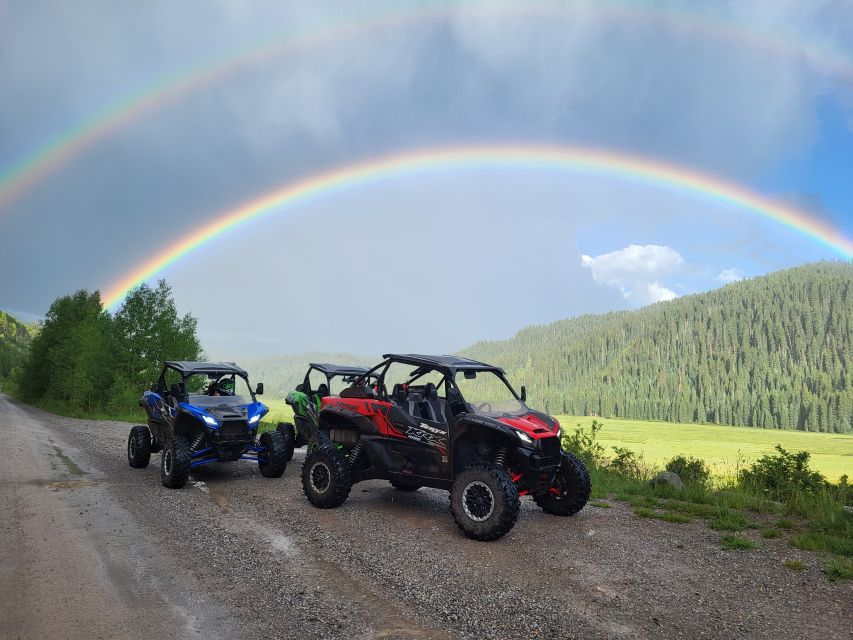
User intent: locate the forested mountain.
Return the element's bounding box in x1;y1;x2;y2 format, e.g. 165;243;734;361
461;262;852;433
0;310;35;381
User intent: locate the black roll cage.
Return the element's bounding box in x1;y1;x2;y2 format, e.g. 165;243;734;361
355;356;523;407
156;363;257;403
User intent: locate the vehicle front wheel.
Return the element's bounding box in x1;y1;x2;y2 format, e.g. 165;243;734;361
275;422;296;462
160;435;191;489
258;431;288;478
390;479;421;492
127;425;151;468
534;451;591;516
302;445;351;508
450;463;519;541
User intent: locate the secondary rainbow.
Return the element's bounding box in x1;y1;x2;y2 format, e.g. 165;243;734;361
2;0;852;212
101;144;853;309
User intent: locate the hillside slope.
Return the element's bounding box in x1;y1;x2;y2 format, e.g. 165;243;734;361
462;262;852;432
0;310;34;380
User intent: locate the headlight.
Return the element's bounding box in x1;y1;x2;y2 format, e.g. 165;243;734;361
514;430;533;445
202;414;218;426
248;414;260;425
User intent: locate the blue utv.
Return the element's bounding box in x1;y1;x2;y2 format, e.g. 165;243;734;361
128;361;288;488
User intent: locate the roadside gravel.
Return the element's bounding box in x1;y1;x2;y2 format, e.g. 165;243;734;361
2;395;850;640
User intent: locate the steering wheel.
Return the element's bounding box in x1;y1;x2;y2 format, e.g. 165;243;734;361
477;402;492;413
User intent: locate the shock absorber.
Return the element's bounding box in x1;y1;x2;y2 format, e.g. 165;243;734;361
494;446;508;469
190;432;205;451
348;440;365;466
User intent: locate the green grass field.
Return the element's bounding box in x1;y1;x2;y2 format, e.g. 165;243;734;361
257;397;852;482
558;415;853;482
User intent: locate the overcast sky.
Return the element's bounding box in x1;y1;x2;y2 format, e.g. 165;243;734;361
1;0;851;356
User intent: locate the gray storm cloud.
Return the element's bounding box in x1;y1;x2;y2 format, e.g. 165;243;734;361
0;0;850;354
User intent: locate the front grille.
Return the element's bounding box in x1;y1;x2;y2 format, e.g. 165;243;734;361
538;436;561;458
218;419;249;442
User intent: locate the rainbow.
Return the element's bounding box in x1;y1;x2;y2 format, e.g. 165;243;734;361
101;143;853;309
2;0;852;212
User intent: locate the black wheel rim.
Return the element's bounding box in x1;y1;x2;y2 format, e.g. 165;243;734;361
462;481;495;522
310;461;331;494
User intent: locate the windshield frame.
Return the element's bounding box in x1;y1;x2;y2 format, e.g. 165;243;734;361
183;370;256;405
451;368;527;417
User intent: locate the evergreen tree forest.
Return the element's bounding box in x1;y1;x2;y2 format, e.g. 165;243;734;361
463;262;852;433
14;280;202;416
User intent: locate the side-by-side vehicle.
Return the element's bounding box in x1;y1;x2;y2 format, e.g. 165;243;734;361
279;363;378;458
300;354;590;540
128;361;288;488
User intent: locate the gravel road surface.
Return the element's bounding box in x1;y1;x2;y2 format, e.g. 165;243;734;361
0;394;849;640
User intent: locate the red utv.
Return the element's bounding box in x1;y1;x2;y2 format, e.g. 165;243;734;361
300;354;590;540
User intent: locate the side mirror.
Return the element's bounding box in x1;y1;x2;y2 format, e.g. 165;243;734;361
520;385;527;402
255;382;264;396
295;383;305;392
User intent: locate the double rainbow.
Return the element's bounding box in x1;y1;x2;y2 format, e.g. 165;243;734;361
3;0;852;212
101;144;853;309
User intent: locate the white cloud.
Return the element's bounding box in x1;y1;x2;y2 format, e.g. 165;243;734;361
645;282;679;303
581;244;683;305
717;268;746;283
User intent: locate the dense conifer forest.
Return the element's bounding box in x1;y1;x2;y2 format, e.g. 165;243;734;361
462;262;851;432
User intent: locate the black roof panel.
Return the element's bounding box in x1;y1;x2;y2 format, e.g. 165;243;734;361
309;363;371;377
165;361;248;375
381;354;504;374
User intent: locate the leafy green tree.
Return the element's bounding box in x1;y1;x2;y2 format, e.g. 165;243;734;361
112;279;203;392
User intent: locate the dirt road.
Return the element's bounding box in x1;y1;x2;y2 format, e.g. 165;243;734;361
0;394;849;639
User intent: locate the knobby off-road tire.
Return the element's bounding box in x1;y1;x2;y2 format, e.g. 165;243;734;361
127;425;151;468
275;422;297;462
450;463;520;541
160;435;191;489
258;431;288;478
302;445;351;508
534;451;591;516
390;479;421;492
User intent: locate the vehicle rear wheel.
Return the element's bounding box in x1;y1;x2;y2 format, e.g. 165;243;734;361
161;435;191;489
450;463;519;541
534;451;591;516
127;425;151;468
302;445;351;508
275;422;297;462
390;479;421;492
258;431;288;478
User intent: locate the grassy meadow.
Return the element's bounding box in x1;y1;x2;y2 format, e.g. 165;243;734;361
257;395;851;482
558;415;853;482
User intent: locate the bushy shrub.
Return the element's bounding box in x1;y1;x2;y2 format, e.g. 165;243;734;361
832;475;851;506
666;455;711;486
738;445;827;501
610;446;650;480
562;419;607;467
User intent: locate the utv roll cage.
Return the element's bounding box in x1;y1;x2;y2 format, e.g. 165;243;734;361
298;363;371;396
352;354;527;406
152;361;263;401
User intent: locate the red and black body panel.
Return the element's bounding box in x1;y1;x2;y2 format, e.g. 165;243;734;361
319;396;561;493
320;395;452;487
